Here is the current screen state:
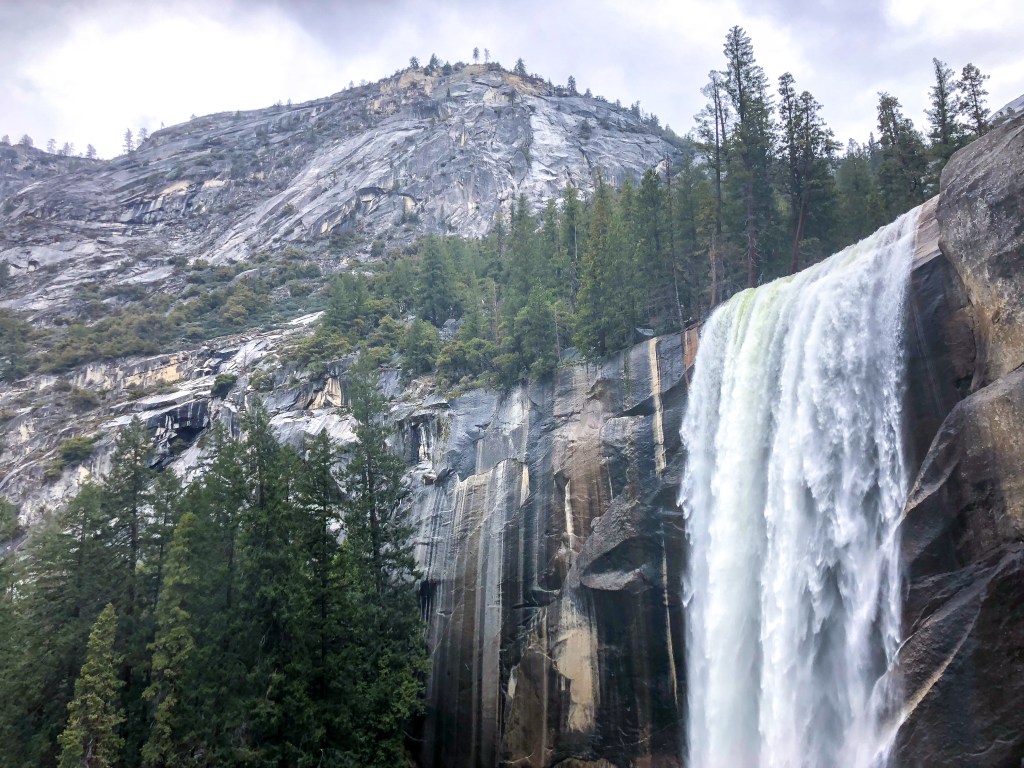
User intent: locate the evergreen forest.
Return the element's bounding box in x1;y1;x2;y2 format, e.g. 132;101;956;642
0;368;426;767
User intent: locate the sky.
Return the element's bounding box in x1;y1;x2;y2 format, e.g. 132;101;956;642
1;0;1023;159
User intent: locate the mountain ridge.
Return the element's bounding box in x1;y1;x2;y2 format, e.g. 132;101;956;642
1;63;686;325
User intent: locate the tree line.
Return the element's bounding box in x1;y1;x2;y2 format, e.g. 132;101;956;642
0;369;425;767
693;27;992;292
299;27;993;388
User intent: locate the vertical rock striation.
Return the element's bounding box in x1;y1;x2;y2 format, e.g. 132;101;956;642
402;336;689;767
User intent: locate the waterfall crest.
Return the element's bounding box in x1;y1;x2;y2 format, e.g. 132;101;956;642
681;209;919;768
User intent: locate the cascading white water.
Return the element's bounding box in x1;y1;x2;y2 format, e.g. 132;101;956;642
681;208;919;768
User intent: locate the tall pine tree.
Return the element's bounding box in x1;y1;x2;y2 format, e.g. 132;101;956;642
57;603;125;768
723;26;775;286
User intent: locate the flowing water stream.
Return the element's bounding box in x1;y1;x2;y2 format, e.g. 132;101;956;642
681;208;919;768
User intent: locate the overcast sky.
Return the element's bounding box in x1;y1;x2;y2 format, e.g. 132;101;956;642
2;0;1022;158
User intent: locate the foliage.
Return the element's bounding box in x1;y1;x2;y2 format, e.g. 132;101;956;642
58;436;96;465
0;407;426;768
211;373;237;399
876;92;929;218
403;318;440;374
69;387;101;412
56;604;125;768
0;496;20;541
0;309;32;381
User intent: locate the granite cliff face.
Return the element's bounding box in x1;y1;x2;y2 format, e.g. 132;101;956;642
399;333;695;767
893;115;1024;768
0;64;682;321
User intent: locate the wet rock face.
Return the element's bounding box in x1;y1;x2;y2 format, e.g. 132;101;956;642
404;335;691;768
903;197;977;472
937;116;1024;387
896;369;1024;768
895;117;1024;767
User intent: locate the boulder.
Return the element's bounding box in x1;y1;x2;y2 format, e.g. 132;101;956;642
895;366;1024;767
937;116;1024;388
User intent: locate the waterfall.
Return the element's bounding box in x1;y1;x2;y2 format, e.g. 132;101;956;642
681;208;919;768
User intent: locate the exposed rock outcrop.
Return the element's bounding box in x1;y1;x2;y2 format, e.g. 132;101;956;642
936;117;1024;387
894;115;1024;767
895;368;1024;767
0;66;684;322
403;334;693;768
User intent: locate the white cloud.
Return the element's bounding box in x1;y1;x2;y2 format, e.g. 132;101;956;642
1;0;1023;159
10;4;351;156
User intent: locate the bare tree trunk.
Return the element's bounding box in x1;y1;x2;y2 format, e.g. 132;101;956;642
789;197;807;275
709;235;720;307
745;181;757;287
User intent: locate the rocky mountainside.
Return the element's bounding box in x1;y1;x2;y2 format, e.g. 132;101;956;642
0;63;683;322
0;62;684;524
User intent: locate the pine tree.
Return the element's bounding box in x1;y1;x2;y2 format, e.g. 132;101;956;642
722;26;775;286
695;70;730;257
339;363;426;767
235;400;314;763
104;418;154;616
142;513;201;768
174;429;248;760
295;432;342;701
925;58;965;188
57;604;125;768
637;168;675;326
324;272;370;333
142;469;183;613
103;419;158;764
876;92;928;218
777;74;838;273
417;236;459;326
670;152;714;315
514;290;559;379
540;198;568;298
957;63;990;138
403;318;441;373
0;484;119;766
505;194;544;304
575;176;617;355
559;184;584;309
835;139;885;244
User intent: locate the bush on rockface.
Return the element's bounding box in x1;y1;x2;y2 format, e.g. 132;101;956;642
58;436;95;464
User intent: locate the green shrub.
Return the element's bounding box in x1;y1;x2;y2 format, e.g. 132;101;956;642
43;461;65;481
58;436;95;464
69;387;101;411
211;373;237;398
0;497;21;541
250;370;274;392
